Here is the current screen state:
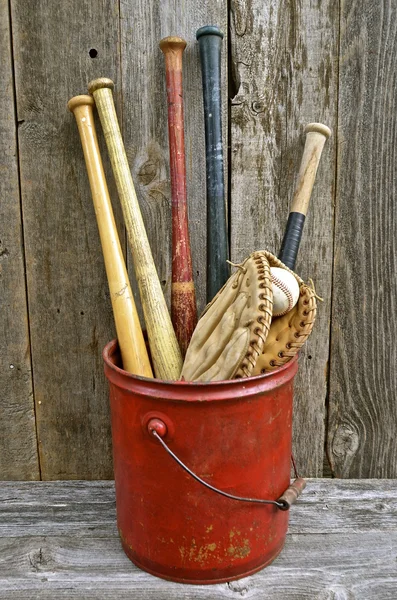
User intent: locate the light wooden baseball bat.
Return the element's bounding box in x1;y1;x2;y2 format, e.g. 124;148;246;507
278;123;331;270
67;95;153;378
87;79;183;381
159;36;197;357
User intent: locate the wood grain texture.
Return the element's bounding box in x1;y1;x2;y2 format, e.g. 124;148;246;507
328;1;397;478
119;0;228;317
4;0;397;483
0;479;396;598
10;0;122;479
230;0;338;476
0;0;39;479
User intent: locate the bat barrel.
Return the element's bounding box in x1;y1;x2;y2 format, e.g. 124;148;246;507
67;95;153;377
196;25;230;301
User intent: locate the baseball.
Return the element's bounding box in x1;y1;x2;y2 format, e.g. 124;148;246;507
271;267;300;316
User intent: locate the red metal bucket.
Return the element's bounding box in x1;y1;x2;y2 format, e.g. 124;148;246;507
103;339;298;584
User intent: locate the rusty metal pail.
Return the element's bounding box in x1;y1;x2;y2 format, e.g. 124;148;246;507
103;339;298;584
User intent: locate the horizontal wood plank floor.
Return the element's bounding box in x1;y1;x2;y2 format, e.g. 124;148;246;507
0;480;396;599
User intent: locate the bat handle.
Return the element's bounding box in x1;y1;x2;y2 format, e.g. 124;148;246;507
196;26;229;301
278;212;306;271
278;123;331;270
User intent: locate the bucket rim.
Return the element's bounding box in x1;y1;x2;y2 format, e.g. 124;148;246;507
103;339;298;398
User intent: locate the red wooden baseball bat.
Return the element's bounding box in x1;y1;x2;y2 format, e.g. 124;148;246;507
159;36;197;356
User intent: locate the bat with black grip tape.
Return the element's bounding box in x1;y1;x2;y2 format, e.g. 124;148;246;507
68;95;153;378
159;37;198;357
196;25;230;302
278;123;331;270
87;79;183;381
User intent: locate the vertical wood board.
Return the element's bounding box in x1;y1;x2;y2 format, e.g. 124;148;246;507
230;0;338;475
328;0;397;477
280;2;338;477
11;0;122;479
0;0;39;480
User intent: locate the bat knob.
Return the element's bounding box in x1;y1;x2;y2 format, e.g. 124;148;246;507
67;95;94;113
159;36;187;53
196;25;224;39
88;78;115;94
304;122;332;138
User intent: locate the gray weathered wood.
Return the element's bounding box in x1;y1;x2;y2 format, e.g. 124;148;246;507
1;479;397;536
328;1;397;477
4;0;397;484
0;479;396;598
120;1;228;317
10;0;122;479
0;0;39;479
230;1;338;475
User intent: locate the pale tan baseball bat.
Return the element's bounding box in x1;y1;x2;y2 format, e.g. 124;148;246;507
87;79;183;381
68;95;153;378
279;122;331;269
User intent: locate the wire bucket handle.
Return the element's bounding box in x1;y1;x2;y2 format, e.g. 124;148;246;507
148;418;306;511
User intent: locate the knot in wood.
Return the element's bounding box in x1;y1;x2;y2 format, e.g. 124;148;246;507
251;100;265;114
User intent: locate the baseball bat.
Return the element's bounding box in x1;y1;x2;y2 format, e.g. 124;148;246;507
159;37;197;356
67;95;153;378
87;79;183;381
278;123;331;270
196;26;230;302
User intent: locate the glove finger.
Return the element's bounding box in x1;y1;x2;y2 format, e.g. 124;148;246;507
186;270;241;353
209;328;250;381
187;311;236;380
185;292;249;380
181;251;275;382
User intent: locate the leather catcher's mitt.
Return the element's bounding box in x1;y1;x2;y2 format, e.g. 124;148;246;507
250;279;317;375
181;251;273;381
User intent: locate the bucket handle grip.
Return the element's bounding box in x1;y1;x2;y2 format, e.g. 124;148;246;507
151;429;306;511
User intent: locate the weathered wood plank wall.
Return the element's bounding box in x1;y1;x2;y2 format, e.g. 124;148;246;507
328;1;397;477
9;0;122;479
119;0;228;318
230;0;337;476
0;0;39;479
0;0;396;480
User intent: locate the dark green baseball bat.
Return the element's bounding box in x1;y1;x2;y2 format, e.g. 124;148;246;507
197;25;230;302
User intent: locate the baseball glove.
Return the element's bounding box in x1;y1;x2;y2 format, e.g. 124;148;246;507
250;278;318;375
181;251;273;381
180;250;319;382
235;252;318;377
